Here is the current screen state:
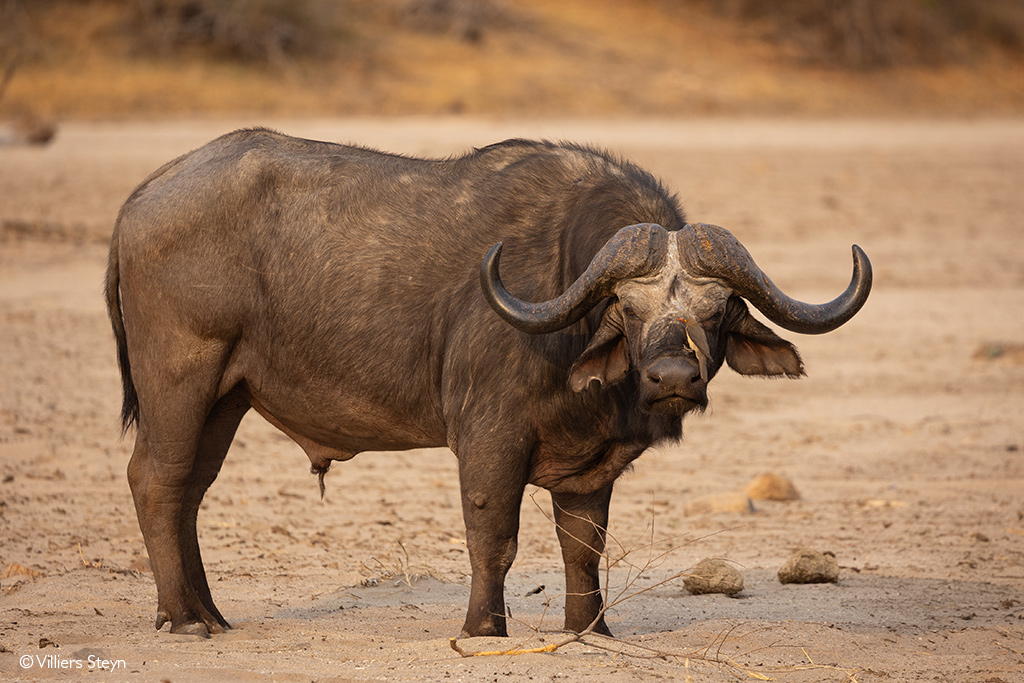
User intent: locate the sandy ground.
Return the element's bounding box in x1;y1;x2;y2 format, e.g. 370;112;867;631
1;118;1023;682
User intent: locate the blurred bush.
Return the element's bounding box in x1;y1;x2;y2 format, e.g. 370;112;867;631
699;0;1024;68
2;0;513;65
130;0;516;62
131;0;349;64
5;0;1023;72
383;0;517;43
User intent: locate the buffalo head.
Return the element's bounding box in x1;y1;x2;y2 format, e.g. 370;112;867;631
481;223;872;415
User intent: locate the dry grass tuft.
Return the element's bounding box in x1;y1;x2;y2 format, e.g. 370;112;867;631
360;540;446;587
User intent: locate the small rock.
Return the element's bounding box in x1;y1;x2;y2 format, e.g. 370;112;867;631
746;473;800;501
778;548;839;584
683;558;744;595
684;492;755;516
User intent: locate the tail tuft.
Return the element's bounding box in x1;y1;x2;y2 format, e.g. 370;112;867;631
116;340;140;434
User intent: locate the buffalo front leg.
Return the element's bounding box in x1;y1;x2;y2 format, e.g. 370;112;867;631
551;485;614;636
457;449;528;638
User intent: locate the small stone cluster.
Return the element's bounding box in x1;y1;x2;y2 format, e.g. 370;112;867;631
682;474;839;596
683;547;839;597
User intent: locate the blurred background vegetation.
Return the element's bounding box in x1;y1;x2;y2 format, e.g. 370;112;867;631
703;0;1024;68
2;0;1023;119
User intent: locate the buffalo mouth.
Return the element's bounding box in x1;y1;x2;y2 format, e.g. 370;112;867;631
645;393;707;416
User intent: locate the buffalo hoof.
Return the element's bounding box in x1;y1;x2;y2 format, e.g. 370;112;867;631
459;621;508;638
171;621;211;638
203;620;228;635
156;610;225;637
459;627;507;639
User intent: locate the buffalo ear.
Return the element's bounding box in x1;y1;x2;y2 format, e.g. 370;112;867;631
724;298;805;378
568;307;630;393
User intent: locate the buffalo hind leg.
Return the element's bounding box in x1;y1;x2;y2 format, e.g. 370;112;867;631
551;485;614;636
457;446;529;637
127;349;228;637
178;385;250;632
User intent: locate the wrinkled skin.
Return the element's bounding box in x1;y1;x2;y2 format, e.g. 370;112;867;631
106;131;869;639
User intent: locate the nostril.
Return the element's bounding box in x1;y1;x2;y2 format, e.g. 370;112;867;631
647;358;702;390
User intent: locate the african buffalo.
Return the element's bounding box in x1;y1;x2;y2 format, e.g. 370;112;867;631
106;129;871;638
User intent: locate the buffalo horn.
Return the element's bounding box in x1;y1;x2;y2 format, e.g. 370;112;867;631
481;223;670;334
677;223;872;335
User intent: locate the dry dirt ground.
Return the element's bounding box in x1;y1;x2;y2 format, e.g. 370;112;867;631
1;117;1023;682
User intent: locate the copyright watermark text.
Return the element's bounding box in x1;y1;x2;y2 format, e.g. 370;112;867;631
19;653;126;671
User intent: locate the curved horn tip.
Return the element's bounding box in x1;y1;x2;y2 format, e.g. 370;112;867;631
851;244;872;278
482;242;503;274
